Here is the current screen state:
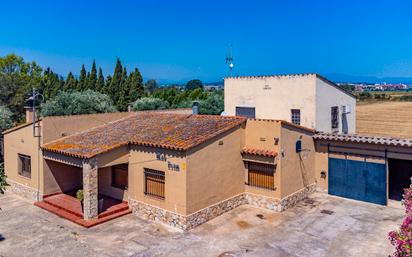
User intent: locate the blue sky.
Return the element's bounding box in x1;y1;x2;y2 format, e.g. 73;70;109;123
1;0;412;83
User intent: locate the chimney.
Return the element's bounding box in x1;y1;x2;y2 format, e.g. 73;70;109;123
192;101;199;115
24;106;34;123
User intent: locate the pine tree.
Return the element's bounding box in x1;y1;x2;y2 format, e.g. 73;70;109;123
77;64;87;91
96;67;105;93
128;68;144;102
64;72;77;91
88;60;97;90
40;67;61;100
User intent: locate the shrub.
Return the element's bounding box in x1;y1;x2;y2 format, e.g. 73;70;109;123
40;90;117;117
0;106;13;132
389;184;412;256
199;93;224;115
132;97;169;111
0;163;9;194
76;189;84;202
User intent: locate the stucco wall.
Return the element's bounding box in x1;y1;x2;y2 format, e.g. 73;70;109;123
3;123;42;192
315;79;356;133
43;160;82;195
41;112;133;143
279;124;316;198
224;75;317;129
186;126;245;214
98;167;128;201
128;146;187;215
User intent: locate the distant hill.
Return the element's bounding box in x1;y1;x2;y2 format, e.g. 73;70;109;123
326;73;412;85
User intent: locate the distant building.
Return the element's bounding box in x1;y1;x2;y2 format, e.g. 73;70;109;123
224;73;356;134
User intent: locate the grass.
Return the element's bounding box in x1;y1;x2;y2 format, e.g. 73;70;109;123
356;101;412;138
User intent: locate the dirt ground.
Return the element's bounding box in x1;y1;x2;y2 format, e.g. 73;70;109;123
0;192;403;257
356;101;412;138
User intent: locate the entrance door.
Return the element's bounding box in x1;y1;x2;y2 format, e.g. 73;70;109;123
329;158;387;205
388;159;412;201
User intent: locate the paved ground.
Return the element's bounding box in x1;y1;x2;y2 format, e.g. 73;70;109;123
0;192;403;257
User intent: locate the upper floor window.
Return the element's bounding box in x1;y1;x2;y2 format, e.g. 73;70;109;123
18;154;31;178
331;106;339;130
291;109;301;125
236;107;256;119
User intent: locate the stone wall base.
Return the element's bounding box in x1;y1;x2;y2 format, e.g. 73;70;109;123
6;179;42;202
130;184;316;231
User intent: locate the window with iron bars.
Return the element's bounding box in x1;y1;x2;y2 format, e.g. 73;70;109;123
246;162;275;190
331;106;339;130
144;168;165;199
291;109;301;125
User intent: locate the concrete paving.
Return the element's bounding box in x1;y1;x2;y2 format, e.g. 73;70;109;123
0;192;404;257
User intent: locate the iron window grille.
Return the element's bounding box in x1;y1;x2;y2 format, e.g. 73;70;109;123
18;154;31;178
331;106;339;130
246;162;275;190
144;168;165;199
291;109;301;125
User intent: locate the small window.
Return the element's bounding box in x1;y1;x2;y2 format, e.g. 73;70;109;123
236;107;256;119
144;168;165;199
18;154;31;178
111;165;128;190
291;109;301;125
246;162;275;190
331;106;339;130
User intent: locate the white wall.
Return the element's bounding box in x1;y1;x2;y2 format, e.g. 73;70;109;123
315;79;356;133
224;75;317;129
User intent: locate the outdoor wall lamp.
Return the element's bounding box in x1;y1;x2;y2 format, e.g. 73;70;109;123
320;171;327;179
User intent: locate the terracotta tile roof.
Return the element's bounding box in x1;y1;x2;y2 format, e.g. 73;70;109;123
241;147;278;158
314;132;412;147
41;113;246;158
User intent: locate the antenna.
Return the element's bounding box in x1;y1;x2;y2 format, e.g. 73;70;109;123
225;44;234;77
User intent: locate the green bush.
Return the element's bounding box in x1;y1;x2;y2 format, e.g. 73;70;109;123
40;90;117;117
0;163;9;194
76;189;84;202
0;106;13;132
199;92;224;115
132;97;169;111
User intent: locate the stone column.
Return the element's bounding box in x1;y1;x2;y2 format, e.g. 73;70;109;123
82;158;98;220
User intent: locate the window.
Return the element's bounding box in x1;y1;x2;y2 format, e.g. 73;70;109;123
236;107;256;119
331;106;339;130
111;164;128;190
18;154;31;178
291;109;301;125
246;162;275;190
144;168;165;199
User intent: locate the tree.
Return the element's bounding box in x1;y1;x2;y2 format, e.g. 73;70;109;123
0;54;43;121
77;64;87;91
87;60;97;91
128;68;144;102
0;162;9;194
107;59;125;109
132;97;169;111
389;184;412;256
144;79;158;94
0;106;13;132
185;79;203;91
116;67;128;111
40;90;117;117
39;67;61;100
96;68;105;93
64;72;77;91
199;92;224;115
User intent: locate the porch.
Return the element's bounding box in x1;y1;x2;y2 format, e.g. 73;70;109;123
39;148;131;227
35;193;131;228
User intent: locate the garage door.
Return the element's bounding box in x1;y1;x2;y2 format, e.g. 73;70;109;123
329;158;387;205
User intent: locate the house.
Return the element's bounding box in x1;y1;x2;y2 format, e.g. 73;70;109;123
3;110;316;230
224;73;356;134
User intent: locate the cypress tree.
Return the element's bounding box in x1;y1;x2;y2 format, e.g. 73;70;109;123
108;58;123;103
64;72;77;91
128;68;144;102
116;67;128;111
96;68;105;93
88;60;97;90
77;64;87;91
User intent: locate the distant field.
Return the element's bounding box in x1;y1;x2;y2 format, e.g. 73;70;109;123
356;101;412;138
